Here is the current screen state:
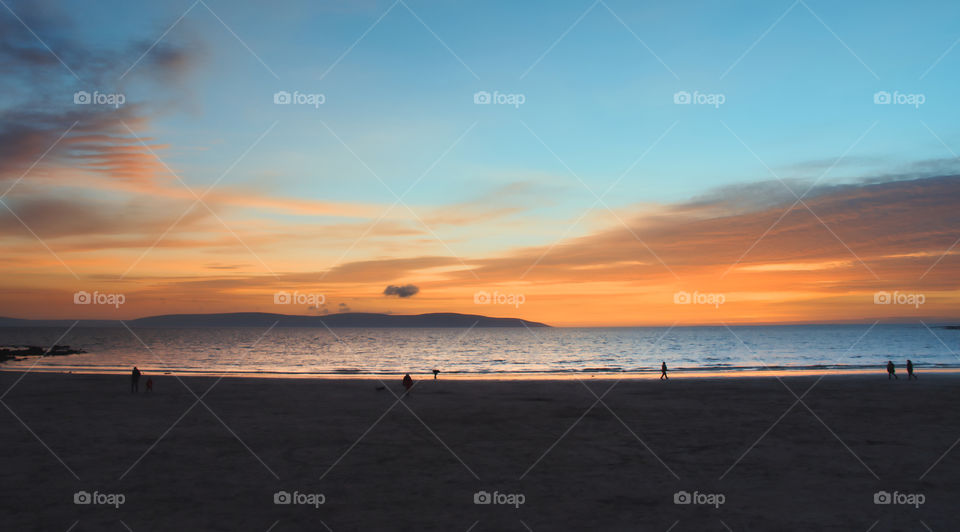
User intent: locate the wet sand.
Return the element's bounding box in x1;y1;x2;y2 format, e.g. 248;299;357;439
1;371;958;531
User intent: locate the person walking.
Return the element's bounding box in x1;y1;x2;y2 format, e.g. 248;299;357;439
131;366;141;392
886;360;897;380
660;361;669;380
907;359;917;380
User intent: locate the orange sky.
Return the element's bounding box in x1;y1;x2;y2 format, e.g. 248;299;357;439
2;168;958;326
2;3;958;326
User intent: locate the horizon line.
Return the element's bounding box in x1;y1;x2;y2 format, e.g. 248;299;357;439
2;311;958;328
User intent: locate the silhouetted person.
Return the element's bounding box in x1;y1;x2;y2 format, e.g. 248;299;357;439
907;360;917;380
660;361;669;380
131;366;141;392
886;360;897;380
402;373;413;393
433;369;440;380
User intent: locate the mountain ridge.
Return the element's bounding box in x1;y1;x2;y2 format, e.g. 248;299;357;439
0;312;550;328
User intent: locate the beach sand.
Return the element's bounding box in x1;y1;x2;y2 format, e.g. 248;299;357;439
1;371;958;531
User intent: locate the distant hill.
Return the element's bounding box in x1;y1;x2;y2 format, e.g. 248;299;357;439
0;312;549;328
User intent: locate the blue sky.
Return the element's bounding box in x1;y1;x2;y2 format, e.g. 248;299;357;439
55;0;959;210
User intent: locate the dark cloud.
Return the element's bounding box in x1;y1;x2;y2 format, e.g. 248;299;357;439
338;302;351;313
0;195;210;239
457;174;960;289
0;6;201;183
383;284;419;298
685;179;803;215
779;155;887;174
0;2;200;85
0;4;209;253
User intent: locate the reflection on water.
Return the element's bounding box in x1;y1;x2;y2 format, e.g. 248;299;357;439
1;324;957;376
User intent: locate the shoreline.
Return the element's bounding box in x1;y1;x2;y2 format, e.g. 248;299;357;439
4;366;957;380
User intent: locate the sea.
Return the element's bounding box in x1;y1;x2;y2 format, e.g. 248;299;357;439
1;324;958;377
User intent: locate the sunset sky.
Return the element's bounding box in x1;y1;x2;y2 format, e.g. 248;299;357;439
1;0;958;325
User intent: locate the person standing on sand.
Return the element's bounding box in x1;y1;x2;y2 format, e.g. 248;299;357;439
131;366;141;392
907;360;917;380
402;373;413;394
660;361;669;380
886;361;897;380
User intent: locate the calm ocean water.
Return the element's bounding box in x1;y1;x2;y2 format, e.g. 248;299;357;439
1;324;958;376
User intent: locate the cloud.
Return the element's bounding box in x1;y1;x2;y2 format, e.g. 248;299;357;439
456;174;960;290
0;6;200;185
338;302;351;312
65;173;958;300
204;263;250;270
0;195;210;239
323;258;459;283
383;284;420;298
421;181;559;227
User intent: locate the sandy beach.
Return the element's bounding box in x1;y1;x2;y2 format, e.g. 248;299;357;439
1;371;958;531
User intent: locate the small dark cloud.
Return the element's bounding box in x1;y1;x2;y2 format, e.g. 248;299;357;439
338;302;351;313
383;284;419;298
